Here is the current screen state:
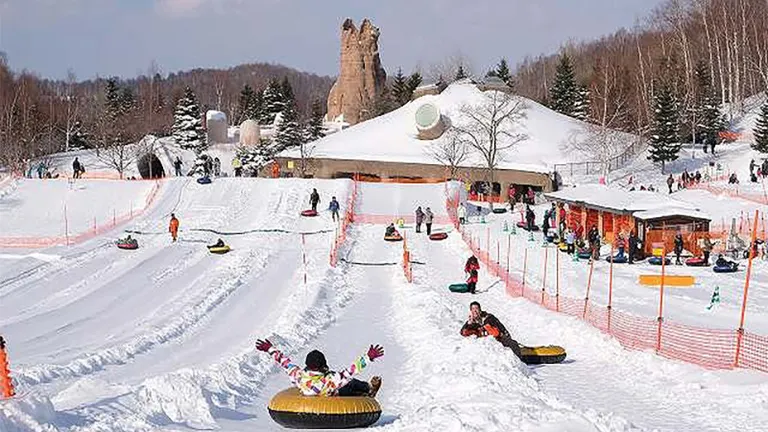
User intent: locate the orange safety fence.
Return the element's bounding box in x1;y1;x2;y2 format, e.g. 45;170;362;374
445;188;768;373
329;176;359;267
402;233;413;283
0;180;162;248
0;336;15;399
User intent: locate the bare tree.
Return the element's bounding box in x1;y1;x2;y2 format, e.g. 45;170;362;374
62;70;81;152
453;91;528;207
95;133;137;179
427;128;469;179
297;140;316;178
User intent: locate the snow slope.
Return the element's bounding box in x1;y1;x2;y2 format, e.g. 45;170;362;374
2;180;768;432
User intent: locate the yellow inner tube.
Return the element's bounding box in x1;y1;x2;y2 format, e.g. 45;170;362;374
208;245;231;254
519;345;567;365
268;388;381;429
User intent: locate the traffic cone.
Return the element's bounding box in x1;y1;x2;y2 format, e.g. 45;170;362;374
706;286;721;310
481;214;486;224
503;221;509;232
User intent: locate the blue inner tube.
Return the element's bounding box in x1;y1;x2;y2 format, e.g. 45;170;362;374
197;177;212;184
713;263;738;273
648;257;671;266
606;255;628;264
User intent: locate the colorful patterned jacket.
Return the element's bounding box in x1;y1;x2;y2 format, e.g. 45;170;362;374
267;347;372;396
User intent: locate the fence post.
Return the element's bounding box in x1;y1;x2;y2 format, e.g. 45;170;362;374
540;246;548;305
64;204;70;246
608;242;615;332
522;248;528;296
583;259;594;319
113;209;116;227
506;234;512;292
735;210;760;367
302;233;308;286
656;248;667;353
555;247;560;312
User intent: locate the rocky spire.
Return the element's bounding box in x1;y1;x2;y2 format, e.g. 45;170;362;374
326;18;387;125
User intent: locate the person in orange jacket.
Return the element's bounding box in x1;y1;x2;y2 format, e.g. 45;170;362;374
460;301;521;358
169;213;179;242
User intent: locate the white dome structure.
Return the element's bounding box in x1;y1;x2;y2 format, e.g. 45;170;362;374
206;110;228;144
239;119;261;146
414;102;448;140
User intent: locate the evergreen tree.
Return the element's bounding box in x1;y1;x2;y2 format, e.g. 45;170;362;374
486;58;513;87
305;99;326;142
237;85;261;123
407;72;423;95
172;87;205;152
436;75;447;90
274;100;304;154
550;53;577;116
69;120;89;149
648;81;681;173
371;85;396;117
104;78;122;121
572;84;590;121
752;100;768;154
455;64;468;81
119;87;136;115
260;79;285;124
694;61;723;153
392;68;410;106
281;76;295;104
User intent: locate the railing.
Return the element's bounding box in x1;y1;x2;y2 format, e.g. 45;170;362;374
554;138;646;178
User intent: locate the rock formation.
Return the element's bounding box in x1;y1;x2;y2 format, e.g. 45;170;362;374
239;119;261;146
206;110;228;144
326;18;387;126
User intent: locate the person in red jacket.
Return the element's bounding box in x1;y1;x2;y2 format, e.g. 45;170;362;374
169;213;180;242
460;301;521;357
464;255;480;294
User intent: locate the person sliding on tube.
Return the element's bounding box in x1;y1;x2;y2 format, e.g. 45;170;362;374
460;301;521;358
255;339;384;397
310;188;320;212
385;223;398;238
210;238;225;248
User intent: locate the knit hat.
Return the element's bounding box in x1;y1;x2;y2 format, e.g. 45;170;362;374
305;350;328;371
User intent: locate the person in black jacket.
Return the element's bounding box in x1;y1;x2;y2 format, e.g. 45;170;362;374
310;188;320;211
674;233;684;265
525;205;535;231
588;226;600;260
628;231;638;264
460;301;521;357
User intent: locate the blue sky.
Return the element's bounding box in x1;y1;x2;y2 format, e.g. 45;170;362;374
0;0;665;80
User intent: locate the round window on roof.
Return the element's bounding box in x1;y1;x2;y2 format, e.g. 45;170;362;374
415;103;440;129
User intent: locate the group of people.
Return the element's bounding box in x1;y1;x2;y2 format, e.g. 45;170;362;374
749;159;768;183
253;301;521;399
414;206;435;234
72;157;86;179
666;169;704;194
308;188;341;222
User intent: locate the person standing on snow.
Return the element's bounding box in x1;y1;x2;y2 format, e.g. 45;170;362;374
615;234;626;259
424;207;434;235
526;187;535;205
457;203;467;225
460;301;521;358
310;188;320;212
542;211;550;239
750;159;757;176
565;228;576;255
213;157;221;177
464;255;480;294
254;339;384;397
525;205;535;232
674;233;684;265
415;206;425;233
628;231;639;264
701;233;713;265
169;213;180;242
232;157;243;177
173;157;183;176
667;174;674;194
329;196;340;222
72;157;82;179
588;225;600;260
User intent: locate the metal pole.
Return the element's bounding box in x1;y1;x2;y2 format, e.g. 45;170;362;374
735;210;760;367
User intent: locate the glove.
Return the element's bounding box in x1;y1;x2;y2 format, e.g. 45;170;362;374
367;344;384;361
255;339;272;352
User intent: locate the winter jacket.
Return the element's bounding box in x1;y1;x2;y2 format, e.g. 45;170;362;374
169;217;179;233
457;205;467;219
702;237;713;252
310;192;320;205
628;235;638;251
616;237;626;249
267;347;374;396
329;200;340;212
467;270;478;284
460;312;510;340
588;228;600;244
424;209;434;224
465;258;480;273
674;236;684;253
231;158;242;169
415;208;425;223
385;225;397;236
526;208;535;224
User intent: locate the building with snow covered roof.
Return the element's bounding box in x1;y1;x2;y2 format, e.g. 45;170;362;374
546;184;711;256
268;82;614;195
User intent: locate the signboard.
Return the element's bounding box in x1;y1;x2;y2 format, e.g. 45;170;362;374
287;161;295;169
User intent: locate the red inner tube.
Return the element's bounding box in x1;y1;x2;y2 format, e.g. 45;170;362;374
429;232;448;241
301;210;318;217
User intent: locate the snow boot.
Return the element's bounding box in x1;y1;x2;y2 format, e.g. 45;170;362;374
368;376;382;398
